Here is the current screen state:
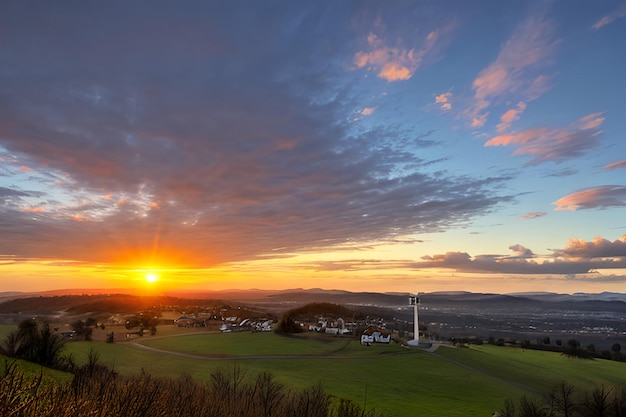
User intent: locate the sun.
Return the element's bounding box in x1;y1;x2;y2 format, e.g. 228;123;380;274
145;273;159;283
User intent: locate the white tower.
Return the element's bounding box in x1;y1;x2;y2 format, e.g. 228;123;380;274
407;293;420;346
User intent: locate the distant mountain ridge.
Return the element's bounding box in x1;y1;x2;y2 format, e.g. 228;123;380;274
1;288;625;308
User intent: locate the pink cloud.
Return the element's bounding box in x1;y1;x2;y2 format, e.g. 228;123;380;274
353;25;450;82
559;235;626;259
496;101;527;133
22;206;45;213
591;4;626;29
435;92;452;111
471;112;489;128
360;107;376;116
485;113;605;165
553;185;626;211
466;13;557;127
604;159;626;171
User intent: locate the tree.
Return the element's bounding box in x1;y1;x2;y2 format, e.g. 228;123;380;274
71;320;93;341
612;343;622;361
580;385;613;417
546;381;576;417
1;319;65;368
518;394;549;417
274;314;302;334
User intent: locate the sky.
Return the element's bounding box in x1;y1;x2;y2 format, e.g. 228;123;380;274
1;1;626;295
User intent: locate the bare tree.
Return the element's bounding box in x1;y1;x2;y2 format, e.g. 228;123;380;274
546;381;577;417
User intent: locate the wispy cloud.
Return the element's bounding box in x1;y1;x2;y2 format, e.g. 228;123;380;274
553;185;626;211
520;211;546;220
467;12;557;127
604;159;626;171
353;31;436;82
353;17;455;83
485;113;605;165
591;3;626;29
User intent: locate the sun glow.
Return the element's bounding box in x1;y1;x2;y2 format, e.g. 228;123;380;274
145;272;159;283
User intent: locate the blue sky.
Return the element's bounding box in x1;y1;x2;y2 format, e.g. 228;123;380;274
0;1;625;294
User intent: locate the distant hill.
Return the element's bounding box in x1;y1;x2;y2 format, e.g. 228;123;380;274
0;294;233;315
1;288;625;318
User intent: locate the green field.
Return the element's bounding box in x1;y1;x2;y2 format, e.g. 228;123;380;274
47;329;624;417
2;323;625;416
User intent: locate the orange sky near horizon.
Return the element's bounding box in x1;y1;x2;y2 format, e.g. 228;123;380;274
3;249;626;296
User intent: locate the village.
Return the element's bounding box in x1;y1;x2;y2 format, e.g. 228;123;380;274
172;311;395;345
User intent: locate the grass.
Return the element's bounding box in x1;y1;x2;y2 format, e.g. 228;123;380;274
436;344;626;393
0;354;73;385
139;331;352;356
5;325;626;416
0;324;16;341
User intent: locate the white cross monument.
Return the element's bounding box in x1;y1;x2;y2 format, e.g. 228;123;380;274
407;293;420;346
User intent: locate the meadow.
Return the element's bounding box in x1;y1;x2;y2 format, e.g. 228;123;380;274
54;328;626;417
2;323;626;416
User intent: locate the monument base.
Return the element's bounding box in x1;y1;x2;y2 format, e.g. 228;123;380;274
406;340;432;348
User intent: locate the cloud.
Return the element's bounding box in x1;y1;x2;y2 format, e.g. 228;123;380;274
553;185;626;211
435;92;452;111
591;3;626;29
360;107;376;116
467;12;557;127
413;235;626;275
298;234;626;279
353;17;455;83
519;211;546;220
485;113;605;165
353;32;432;81
0;2;509;267
556;235;626;259
496;101;527;134
604;159;626;171
508;244;534;258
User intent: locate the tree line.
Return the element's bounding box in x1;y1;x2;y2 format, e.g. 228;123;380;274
498;381;626;417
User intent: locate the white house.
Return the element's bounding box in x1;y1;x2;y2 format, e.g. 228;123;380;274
361;327;391;344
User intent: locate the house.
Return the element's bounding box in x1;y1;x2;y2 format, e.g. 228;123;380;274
361;326;391;345
174;314;197;327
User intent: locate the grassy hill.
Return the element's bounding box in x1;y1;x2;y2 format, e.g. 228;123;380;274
55;330;626;417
